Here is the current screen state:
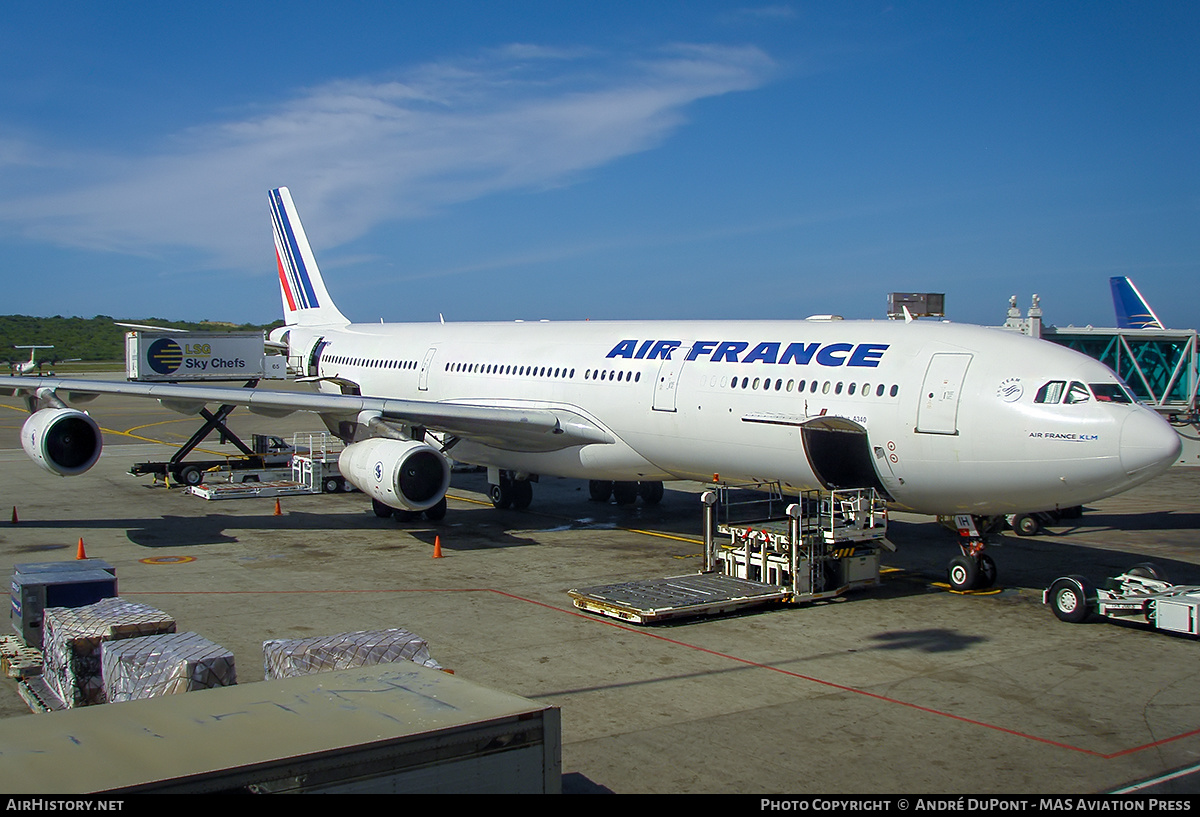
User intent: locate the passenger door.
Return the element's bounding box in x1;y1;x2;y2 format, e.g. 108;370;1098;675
916;353;972;435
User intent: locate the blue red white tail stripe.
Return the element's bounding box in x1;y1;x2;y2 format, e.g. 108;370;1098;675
269;187;349;327
270;188;320;311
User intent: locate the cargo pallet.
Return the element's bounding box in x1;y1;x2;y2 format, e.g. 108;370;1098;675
0;635;42;680
569;485;895;624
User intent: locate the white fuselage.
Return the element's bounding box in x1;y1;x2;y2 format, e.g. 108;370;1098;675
284;317;1180;516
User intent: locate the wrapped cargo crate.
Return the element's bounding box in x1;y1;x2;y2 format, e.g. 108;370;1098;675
102;632;236;703
263;628;441;680
42;598;176;708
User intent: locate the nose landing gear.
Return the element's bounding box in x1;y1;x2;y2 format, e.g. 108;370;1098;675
944;515;1003;591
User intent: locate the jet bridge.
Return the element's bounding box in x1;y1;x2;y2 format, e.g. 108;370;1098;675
567;485;894;624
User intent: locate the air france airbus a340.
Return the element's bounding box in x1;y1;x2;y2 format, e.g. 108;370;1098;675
0;187;1180;591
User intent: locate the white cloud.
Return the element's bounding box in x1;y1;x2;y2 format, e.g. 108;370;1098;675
0;43;774;272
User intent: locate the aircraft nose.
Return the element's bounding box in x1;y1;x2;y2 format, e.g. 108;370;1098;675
1120;408;1181;477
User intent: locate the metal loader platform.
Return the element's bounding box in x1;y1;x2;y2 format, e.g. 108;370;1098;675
568;485;894;624
568;573;791;624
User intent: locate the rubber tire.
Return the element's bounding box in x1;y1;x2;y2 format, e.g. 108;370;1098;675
978;554;997;589
1128;562;1168;583
179;466;203;487
424;496;447;521
371;499;394;518
490;481;512;510
638;481;664;504
947;555;980;592
612;481;639;505
1049;577;1093;623
1012;514;1042;537
512;479;533;510
589;480;613;502
322;476;340;494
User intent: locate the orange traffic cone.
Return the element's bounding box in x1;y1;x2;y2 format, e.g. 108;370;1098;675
274;499;282;516
76;538;87;560
432;536;443;559
10;506;17;524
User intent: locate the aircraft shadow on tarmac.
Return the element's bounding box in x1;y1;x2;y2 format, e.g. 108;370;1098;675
1;509;542;551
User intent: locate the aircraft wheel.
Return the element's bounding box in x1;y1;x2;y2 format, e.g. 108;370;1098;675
371;499;394;518
978;554;997;589
589;480;613;502
1048;577;1093;623
1011;514;1042;537
638;481;664;504
947;555;980;592
512;479;533;510
612;481;639;505
424;496;447;521
490;481;512;510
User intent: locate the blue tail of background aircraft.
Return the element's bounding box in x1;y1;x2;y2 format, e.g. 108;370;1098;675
1110;276;1164;330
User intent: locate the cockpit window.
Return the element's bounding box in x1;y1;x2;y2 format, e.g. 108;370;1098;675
1035;381;1065;404
1091;383;1133;403
1064;381;1091;404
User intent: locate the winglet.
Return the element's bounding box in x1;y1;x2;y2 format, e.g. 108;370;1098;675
1110;276;1164;330
270;187;349;327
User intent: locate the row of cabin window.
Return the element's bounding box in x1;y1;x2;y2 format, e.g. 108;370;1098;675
584;370;642;383
325;354;418;370
723;375;900;398
446;362;578;379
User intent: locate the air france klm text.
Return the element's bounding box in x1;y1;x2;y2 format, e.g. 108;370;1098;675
606;340;889;367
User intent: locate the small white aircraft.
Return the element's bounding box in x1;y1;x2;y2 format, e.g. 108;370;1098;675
9;345;56;376
0;188;1181;591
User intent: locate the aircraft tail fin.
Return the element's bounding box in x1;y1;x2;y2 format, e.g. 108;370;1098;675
1110;276;1164;330
270;187;349;327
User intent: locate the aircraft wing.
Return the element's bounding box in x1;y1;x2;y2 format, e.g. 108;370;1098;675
0;376;614;453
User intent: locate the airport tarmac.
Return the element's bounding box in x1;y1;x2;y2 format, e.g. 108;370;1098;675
1;383;1200;794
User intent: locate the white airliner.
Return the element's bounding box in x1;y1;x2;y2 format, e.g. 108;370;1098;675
0;187;1181;591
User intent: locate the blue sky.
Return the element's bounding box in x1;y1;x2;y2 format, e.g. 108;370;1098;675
0;2;1196;329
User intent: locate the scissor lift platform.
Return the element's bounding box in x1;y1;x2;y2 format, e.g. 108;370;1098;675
569;485;892;625
568;573;791;624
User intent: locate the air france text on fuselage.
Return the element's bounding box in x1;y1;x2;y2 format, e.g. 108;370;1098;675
605;340;889;367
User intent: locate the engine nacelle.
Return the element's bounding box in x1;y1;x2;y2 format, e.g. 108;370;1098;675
21;408;103;477
338;438;451;512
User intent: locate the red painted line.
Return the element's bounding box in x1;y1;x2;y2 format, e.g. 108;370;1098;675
128;586;1197;760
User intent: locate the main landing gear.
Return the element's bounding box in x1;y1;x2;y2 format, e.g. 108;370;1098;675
945;515;1003;592
588;480;664;506
489;473;534;510
486;471;667;511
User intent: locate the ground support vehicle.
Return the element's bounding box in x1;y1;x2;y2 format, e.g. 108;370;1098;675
1044;564;1200;636
187;433;351;500
569;485;894;624
131;430;296;487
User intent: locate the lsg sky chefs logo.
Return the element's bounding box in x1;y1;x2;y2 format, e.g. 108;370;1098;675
146;338;184;375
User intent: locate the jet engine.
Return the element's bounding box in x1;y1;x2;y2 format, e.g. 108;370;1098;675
338;438;451;512
21;408;103;477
